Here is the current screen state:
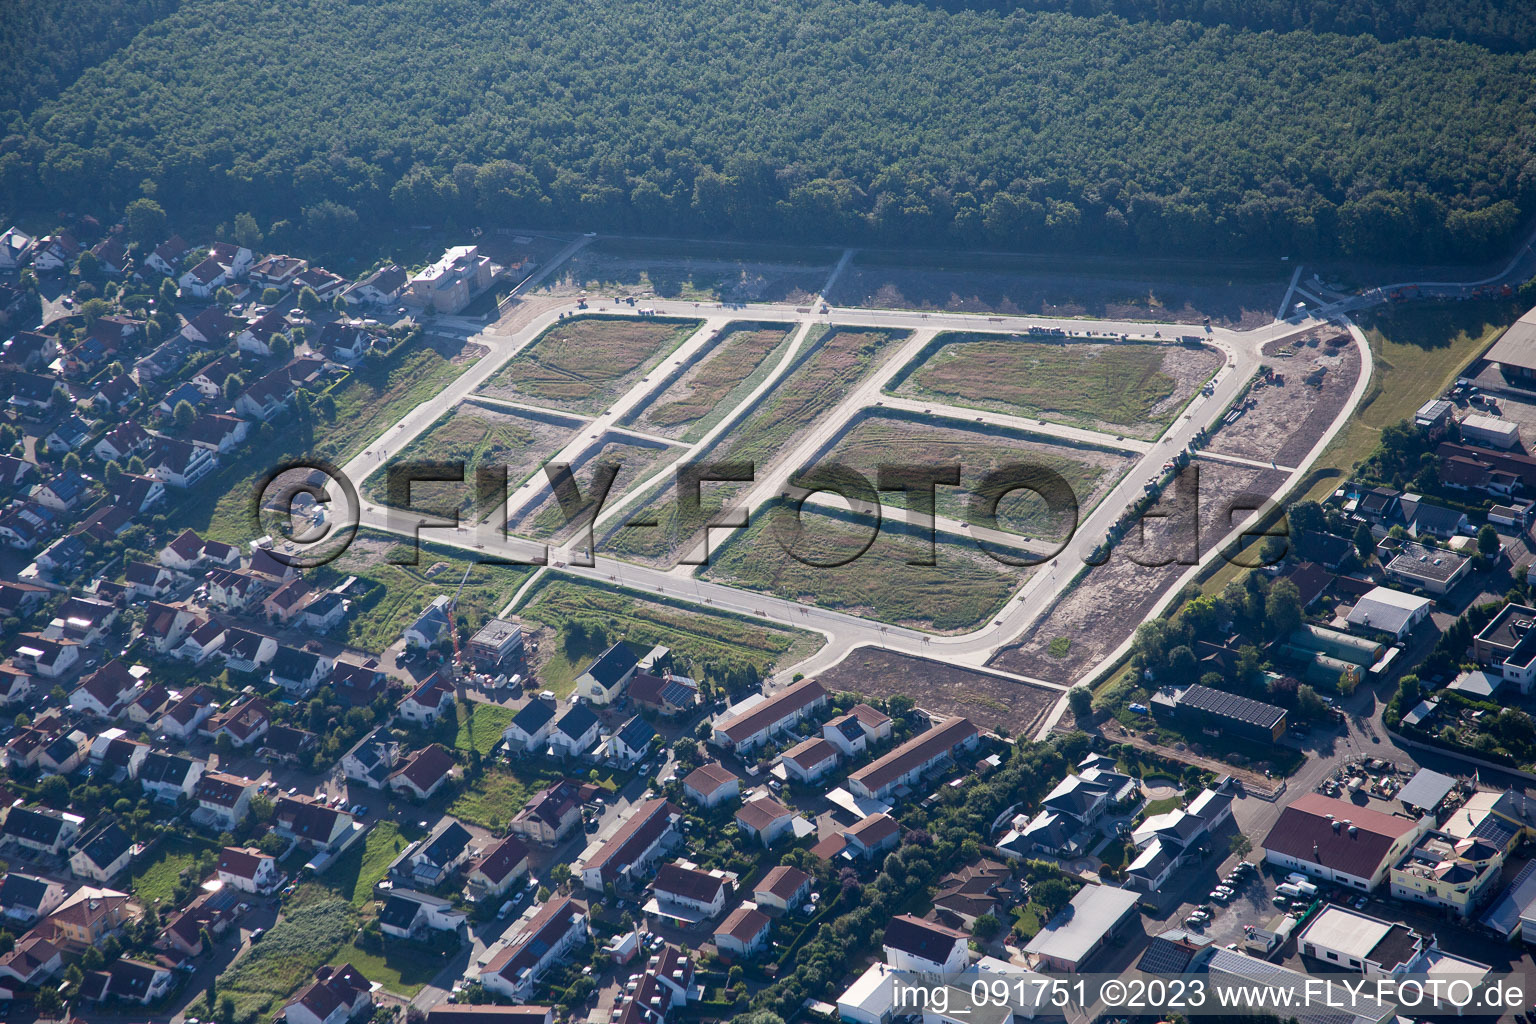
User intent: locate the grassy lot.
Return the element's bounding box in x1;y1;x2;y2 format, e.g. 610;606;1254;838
702;502;1026;633
128;838;210;908
1201;294;1527;595
329;937;441;997
219;896;358;1019
1010;902;1045;940
1141;795;1183;817
361;401;577;519
508;436;682;542
313;530;533;653
177;339;479;543
513;576;824;693
892;334;1214;437
480;314;701;414
321;821;409;907
604;326;905;566
795;411;1122;539
632;321;796;441
455;702;517;755
449;765;562;830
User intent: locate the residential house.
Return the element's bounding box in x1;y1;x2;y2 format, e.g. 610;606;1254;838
607;716;655;768
93;421;152;463
509;779;585;844
576;640;645;705
735;796;797;847
69;660;146;718
379;889;467;939
847;716;979;802
137;751;205;802
123;560;178;600
160;528;207;570
929;859;1014;931
713;903;771;959
68;820;136;882
682;763;740;809
398;672;456;724
712;679;828;753
219;846;282;894
46;885;136;947
466;835;531;900
389;743;457;800
502;697;556;754
0;872;67;927
269;645;334;697
344;264;408;307
273;797;356;850
549;704;601;759
331;660;388;707
204;697;271;749
260;724;319;765
342;728;401;788
405;595;454;649
158;684;217;739
478;897;589;1001
79;957;175;1006
652;861;733;920
395;821;475;890
468;617;525;670
882;914;971;974
195;771;257;829
284;964;374;1024
0;934;62;987
145;235;191;276
753;865;813;914
628;670;699;717
578;798;680;892
779;737;839;783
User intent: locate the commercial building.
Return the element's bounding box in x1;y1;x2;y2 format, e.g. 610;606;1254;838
1387;830;1503;917
1261;793;1430;891
1022;883;1140;972
404;245;494;315
1383;542;1471;595
1151;684;1286;743
1345;586;1432;639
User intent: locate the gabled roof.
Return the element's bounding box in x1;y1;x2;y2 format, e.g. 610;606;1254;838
614;715;655;751
735;796;794;832
72;820;133;870
218;845;273;881
683;762;738;797
582;641;642;691
1262;792;1422;880
510;699;555;735
882;914;968;962
584;799;677;882
755;865;812;902
554;703;599;741
196;771;253;808
654;861;728;903
484;896;586;983
474;835;530;885
419;820;473;868
392;743;456;793
716;679;827;744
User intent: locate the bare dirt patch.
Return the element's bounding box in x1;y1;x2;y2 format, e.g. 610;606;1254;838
627;321;796;442
988;461;1289;683
796;410;1132;540
832;251;1288;329
478;314;700;415
363;400;578;520
816;648;1060;737
892;335;1221;440
1209;328;1361;467
507;434;683;542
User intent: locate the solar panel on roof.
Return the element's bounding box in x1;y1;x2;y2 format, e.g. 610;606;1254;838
1137;937;1195;974
1180;685;1285;728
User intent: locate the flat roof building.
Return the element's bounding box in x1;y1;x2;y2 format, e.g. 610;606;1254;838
1022;883;1140;972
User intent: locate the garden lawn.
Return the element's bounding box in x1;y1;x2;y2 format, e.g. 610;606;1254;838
456;702;517;755
128;839;208;908
322;821;409;907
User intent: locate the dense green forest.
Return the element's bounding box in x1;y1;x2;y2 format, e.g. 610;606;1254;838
0;0;180;117
972;0;1536;51
2;0;1534;261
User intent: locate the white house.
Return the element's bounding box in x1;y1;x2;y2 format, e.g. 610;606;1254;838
682;763;740;809
502;698;556;754
883;914;971;974
713;903;771;959
478;897;589;1001
218;846;281;894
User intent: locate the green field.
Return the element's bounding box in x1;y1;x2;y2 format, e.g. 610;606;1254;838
892;334;1218;438
630;321;797;441
176;339;479;543
455;702;517;755
507;435;683;542
449;766;561;830
702;503;1027;633
513;575;825;692
219;897;359;1019
128;839;210;908
322;821;409;907
329;937;441;997
480;314;701;414
603;325;906;566
314;530;534;653
796;411;1126;538
362;401;578;520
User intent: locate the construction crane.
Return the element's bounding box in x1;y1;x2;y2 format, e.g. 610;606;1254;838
447;565;472;678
